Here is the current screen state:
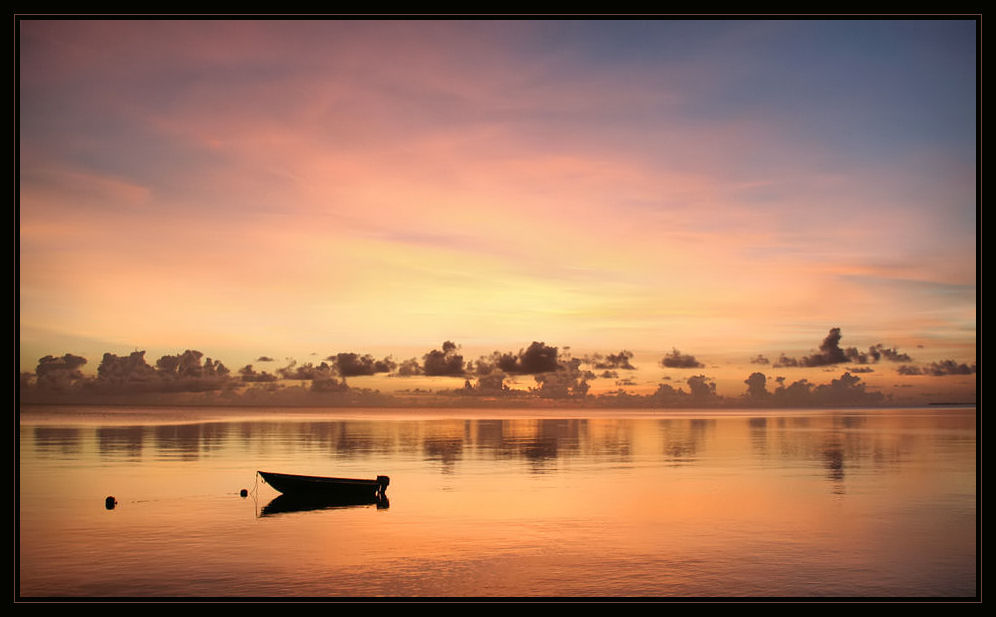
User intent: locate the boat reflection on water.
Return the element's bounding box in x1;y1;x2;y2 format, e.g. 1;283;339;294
260;492;389;517
256;470;390;516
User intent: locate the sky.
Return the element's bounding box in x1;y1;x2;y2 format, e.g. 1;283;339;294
18;19;978;400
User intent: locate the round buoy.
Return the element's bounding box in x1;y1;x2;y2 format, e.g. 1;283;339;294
105;496;117;510
240;489;248;497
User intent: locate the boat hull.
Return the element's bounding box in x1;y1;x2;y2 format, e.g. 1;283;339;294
258;471;389;498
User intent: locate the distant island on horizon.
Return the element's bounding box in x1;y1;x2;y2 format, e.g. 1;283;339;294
18;366;973;411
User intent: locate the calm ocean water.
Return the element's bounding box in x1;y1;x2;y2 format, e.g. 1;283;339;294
18;406;977;598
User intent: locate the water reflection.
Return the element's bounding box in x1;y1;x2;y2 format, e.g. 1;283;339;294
97;426;144;460
659;418;713;464
822;437;846;493
748;417;768;455
259;493;389;517
19;408;977;597
423;437;463;472
152;424;204;461
26;411;977;496
837;414;866;429
465;419;586;472
31;427;82;457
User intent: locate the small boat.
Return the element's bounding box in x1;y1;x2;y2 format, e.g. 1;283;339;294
257;471;390;499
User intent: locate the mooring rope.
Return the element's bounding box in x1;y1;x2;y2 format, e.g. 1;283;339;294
250;471;263;517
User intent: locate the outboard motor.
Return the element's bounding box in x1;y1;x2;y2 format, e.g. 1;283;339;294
376;475;390;496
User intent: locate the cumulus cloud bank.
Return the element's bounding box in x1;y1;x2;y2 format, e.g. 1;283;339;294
771;328;914;368
897;361;977;376
239;364;279;382
54;349;235;394
329;353;397;377
660;348;705;369
583;351;636;371
468;342;562;376
34;353;88;390
18;330;972;407
740;371;884;406
422;341;467;377
800;328;849;366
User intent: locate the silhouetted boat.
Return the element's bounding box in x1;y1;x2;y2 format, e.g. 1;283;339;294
260;493;389;516
257;471;390;499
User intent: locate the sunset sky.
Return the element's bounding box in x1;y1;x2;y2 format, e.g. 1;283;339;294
18;19;977;398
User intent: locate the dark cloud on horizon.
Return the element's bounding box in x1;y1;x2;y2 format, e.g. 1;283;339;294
242;359;348;393
686;375;717;398
36;353;87;377
773;353;799;368
583;351;636;371
239;364;279;382
897;361;977;376
155;350;231;380
33;349;238;394
329;353;397;377
651;374;717;403
19;330;967;407
277;360;335;381
256;356;275;362
475;372;510;395
97;351;157;384
533;360;593;399
309;377;349;393
511;342;561;374
740;371;884;406
101;350;228;388
447;341;595;398
396;357;424;376
771;329;914;368
469;342;564;376
34;353;88;390
423;341;467;377
266;352;398;381
876;346;913;363
744;372;769;401
843;344;912;364
146;350;232;392
660;348;705;369
800;328;849;366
